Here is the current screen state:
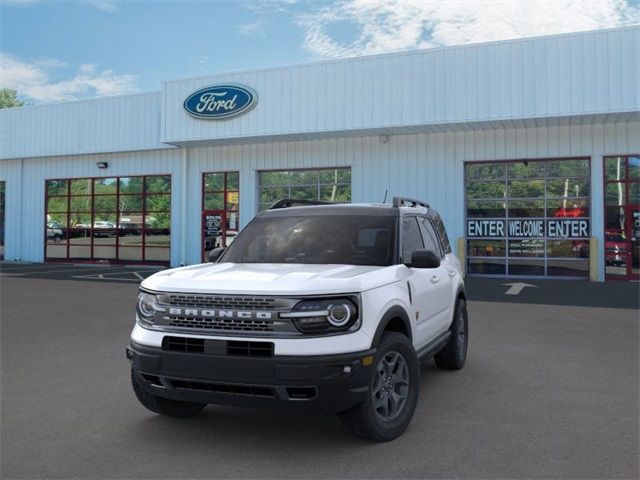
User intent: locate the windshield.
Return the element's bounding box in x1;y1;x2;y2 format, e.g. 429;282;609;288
220;215;396;266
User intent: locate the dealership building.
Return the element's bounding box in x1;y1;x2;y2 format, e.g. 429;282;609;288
0;26;638;281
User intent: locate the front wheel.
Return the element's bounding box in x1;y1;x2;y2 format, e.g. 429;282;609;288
131;369;206;417
338;332;419;442
434;298;468;370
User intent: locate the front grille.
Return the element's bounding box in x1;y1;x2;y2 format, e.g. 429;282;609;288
162;336;205;353
227;340;274;357
168;316;274;332
164;294;278;310
168;379;275;398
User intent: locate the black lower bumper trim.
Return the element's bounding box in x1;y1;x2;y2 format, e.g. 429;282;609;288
128;341;376;414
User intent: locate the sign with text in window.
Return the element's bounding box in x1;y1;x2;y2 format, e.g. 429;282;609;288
467;219;589;238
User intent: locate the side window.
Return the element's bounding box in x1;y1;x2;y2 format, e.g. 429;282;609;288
402;217;424;264
418;217;442;257
432;213;452;254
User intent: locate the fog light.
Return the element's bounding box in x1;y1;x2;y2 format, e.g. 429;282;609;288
362;355;374;366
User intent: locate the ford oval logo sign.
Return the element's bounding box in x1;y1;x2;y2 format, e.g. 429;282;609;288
183;84;257;120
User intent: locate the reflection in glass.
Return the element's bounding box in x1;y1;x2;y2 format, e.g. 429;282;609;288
46;244;68;258
506;161;545;179
507;180;545;198
119;177;143;194
118;194;143;212
45;175;171;263
145;176;171;193
204;173;224;191
547;240;589;258
466;200;505;218
70;196;92;212
467;240;506;257
466;182;505;199
118;246;143;261
94;195;117;212
629;156;640;180
93;178;117;194
508;259;545;276
508;240;544;257
546;179;590;198
547;260;589;277
291;170;319;185
605;183;626;205
546;159;589;178
605;157;626;181
145;248;170;262
70;179;92;195
204;193;224;209
467;258;506;275
548;199;589;218
465;158;591;278
507;200;545;218
47;180;68;196
466;163;506;180
145;194;171;212
47;197;68;213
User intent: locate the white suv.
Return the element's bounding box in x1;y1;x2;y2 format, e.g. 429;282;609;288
127;197;468;441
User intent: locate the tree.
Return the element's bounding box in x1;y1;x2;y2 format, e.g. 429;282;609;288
0;89;24;109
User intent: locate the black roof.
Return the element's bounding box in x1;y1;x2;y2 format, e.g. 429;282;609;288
261;197;434;218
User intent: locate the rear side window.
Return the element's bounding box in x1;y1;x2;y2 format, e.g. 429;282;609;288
401;217;424;264
431;213;452;254
418;217;442;257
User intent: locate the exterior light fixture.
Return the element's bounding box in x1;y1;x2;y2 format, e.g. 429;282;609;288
96;162;109;169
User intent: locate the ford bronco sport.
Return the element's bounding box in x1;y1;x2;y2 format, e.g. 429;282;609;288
128;197;468;441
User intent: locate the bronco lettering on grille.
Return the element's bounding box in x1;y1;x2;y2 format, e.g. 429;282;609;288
167;308;274;320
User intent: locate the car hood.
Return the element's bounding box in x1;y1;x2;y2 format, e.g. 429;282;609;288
142;263;407;295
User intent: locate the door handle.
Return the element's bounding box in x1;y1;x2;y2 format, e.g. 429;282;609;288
430;275;440;284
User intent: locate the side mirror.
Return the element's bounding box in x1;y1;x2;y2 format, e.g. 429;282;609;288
208;247;226;263
407;249;440;269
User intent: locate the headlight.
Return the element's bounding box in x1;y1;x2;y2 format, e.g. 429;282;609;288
281;297;359;334
137;290;159;325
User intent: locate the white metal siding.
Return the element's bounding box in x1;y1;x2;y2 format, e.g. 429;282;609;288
2;121;638;281
0;149;184;264
162;27;639;145
0;92;168;160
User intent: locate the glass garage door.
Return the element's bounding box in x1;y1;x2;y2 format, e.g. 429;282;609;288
45;175;171;264
465;158;591;278
604;155;639;281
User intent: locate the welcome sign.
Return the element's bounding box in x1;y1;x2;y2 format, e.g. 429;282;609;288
184;85;257;119
467;219;589;239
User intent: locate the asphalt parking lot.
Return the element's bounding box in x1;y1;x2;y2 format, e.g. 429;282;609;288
1;263;638;479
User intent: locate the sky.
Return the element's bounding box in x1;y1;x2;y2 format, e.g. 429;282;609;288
1;0;639;104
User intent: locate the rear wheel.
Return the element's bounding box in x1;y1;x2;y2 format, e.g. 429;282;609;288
338;332;419;442
434;298;468;370
131;369;206;417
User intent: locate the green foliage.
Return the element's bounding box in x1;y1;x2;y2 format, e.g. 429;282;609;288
0;89;24;109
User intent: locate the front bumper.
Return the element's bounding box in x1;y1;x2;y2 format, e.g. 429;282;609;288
127;341;376;414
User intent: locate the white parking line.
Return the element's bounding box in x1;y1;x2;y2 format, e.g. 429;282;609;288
0;267;124;276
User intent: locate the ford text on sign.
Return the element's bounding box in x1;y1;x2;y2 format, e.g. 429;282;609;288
467;219;589;238
184;85;257;119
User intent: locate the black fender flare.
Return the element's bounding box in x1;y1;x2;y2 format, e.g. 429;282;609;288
370;305;413;348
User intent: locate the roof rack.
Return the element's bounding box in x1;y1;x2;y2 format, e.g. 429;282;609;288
268;198;334;210
392;196;430;209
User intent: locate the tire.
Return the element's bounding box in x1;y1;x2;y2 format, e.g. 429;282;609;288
131;369;206;417
338;332;420;442
434;298;468;370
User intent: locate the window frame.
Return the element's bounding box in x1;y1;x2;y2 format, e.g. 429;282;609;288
256;167;352;211
464;157;591;278
44;174;171;265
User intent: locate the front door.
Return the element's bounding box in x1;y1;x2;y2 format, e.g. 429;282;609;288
604;155;639;281
202;210;226;262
